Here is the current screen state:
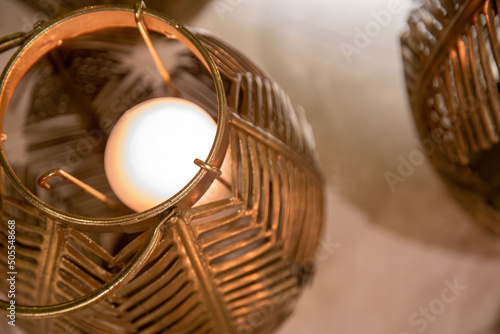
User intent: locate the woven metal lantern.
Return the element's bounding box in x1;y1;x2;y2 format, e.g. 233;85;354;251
401;0;500;234
0;4;324;334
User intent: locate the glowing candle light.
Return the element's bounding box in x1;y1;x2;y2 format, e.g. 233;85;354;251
104;97;217;212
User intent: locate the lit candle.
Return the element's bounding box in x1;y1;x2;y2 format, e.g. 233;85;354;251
104;97;218;212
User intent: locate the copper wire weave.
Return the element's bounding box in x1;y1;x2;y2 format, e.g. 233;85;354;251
0;6;324;334
402;0;500;233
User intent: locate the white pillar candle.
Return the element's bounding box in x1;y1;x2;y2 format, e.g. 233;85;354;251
104;97;218;212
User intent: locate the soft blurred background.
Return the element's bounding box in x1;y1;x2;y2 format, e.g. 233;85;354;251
1;0;500;333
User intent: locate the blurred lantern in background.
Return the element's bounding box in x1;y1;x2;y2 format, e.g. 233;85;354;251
0;3;324;334
402;0;500;234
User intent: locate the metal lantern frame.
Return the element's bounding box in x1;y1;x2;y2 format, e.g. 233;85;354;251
0;4;324;334
0;5;230;233
402;0;500;233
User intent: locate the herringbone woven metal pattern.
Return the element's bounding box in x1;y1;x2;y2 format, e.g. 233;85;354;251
0;22;324;334
401;0;500;233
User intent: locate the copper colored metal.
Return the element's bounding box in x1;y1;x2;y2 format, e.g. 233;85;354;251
38;169;119;208
0;4;324;334
135;1;179;97
402;0;500;234
20;0;211;22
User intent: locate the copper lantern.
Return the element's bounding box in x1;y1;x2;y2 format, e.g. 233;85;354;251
0;3;324;334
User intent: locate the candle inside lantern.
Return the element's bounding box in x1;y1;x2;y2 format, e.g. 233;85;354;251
104;97;217;212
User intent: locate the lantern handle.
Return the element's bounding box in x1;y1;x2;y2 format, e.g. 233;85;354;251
0;21;49;54
0;32;30;54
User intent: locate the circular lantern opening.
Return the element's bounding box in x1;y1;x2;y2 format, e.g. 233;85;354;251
0;7;230;231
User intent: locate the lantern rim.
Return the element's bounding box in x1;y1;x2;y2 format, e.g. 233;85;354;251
0;5;230;233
